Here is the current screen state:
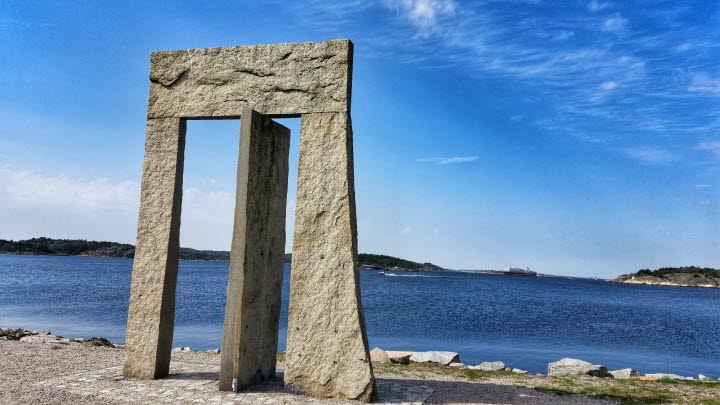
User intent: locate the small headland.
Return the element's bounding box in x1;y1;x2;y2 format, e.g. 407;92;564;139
614;266;720;288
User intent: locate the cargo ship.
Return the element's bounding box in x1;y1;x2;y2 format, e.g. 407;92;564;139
503;267;537;276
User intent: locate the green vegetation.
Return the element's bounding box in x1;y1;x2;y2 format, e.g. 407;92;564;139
0;237;135;257
634;266;720;279
283;252;443;271
372;362;720;404
0;237;229;261
1;237;437;268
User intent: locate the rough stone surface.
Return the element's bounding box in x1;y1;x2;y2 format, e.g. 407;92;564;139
285;112;374;402
19;334;64;344
148;40;352;118
370;348;391;364
699;374;711;381
220;110;290;391
385;351;414;365
83;337;114;348
124;118;186;379
644;373;691;381
470;361;505;371
548;358;609;378
609;368;638;380
449;362;466;368
410;351;460;366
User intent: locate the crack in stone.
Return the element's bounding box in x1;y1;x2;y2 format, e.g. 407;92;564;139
151;69;190;88
235;68;276;78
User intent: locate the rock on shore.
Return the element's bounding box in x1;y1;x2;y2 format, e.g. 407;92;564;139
548;358;610;378
409;351;460;366
609;368;638;380
469;361;505;371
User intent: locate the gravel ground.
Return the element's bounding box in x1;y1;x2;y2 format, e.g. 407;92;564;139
0;340;613;404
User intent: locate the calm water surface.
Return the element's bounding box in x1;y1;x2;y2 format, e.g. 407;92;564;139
1;253;718;378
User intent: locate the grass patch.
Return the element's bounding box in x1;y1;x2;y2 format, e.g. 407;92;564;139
51;345;62;350
276;352;285;363
461;369;518;381
657;379;720;387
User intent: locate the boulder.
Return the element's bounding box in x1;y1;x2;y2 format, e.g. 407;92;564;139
644;373;687;381
172;347;192;353
205;349;220;354
385;351;414;365
511;369;528;374
469;361;505;372
548;358;610;378
19;334;63;344
0;328;38;340
369;347;391;363
449;362;466;368
610;368;638;380
409;351;460;366
83;337;114;347
699;374;711;382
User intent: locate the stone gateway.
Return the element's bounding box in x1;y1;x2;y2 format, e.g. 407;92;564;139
123;39;376;402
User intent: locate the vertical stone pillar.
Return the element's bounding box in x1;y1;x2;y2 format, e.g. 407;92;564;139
123;118;186;379
285;112;375;402
219;110;290;391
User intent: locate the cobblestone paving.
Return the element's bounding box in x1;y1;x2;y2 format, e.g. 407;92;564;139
41;361;433;404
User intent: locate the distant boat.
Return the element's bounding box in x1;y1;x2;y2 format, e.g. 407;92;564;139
503;267;538;276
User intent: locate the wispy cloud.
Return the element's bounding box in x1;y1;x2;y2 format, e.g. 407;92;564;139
418;156;479;165
688;73;720;96
602;14;627;32
0;167;139;210
600;81;618;90
621;147;676;165
588;1;612;12
696;141;720;159
0;167;239;249
383;0;456;35
282;1;720;167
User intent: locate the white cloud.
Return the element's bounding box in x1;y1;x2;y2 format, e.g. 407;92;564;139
0;167;269;251
621;147;676;165
696;141;720;158
418;156;479;165
688;73;720;96
384;0;456;34
0;167;139;210
676;42;691;52
588;0;612;12
600;81;618;90
602;14;627;32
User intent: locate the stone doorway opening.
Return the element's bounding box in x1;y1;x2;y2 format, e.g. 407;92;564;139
169;117;302;388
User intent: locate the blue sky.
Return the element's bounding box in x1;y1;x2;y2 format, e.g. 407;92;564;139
0;0;718;277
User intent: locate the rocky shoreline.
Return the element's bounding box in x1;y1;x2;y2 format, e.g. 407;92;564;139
2;326;720;404
6;327;714;383
368;347;718;383
613;266;720;289
614;276;720;289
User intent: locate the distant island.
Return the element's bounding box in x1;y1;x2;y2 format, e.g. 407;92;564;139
0;237;442;271
614;266;720;288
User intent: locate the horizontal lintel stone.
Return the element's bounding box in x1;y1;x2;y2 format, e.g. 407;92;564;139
147;39;352;118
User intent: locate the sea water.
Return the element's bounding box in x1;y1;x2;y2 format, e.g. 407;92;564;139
1;254;718;378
